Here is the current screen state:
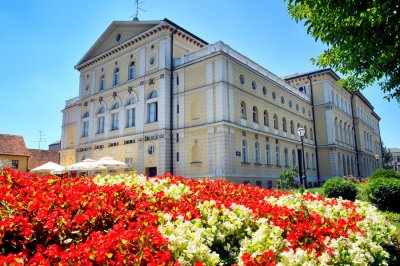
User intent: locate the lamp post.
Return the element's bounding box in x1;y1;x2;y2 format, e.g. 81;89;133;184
297;127;307;188
375;154;379;170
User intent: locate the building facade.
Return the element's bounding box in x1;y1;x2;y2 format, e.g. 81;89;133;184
60;19;381;186
389;148;400;172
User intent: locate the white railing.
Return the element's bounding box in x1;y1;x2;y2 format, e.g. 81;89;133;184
173;41;309;101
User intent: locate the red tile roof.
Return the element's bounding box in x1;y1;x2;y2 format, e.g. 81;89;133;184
0;134;30;157
28;149;60;171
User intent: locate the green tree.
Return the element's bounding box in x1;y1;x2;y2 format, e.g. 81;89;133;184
286;0;400;101
277;167;298;190
382;143;394;169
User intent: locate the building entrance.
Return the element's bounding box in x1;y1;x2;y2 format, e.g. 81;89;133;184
146;167;157;177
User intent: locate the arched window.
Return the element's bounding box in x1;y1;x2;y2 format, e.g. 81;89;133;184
263;111;269;126
97;106;105;134
312;153;315;169
347;125;351;145
252;106;258;123
82;111;89;118
350;157;354;175
242;140;248;163
240;101;247;119
335;118;339;140
254;142;260;164
147;91;158;123
191;100;200;120
113;67;120;86
112;102;120;110
310;128;314;140
364;131;367;149
128;61;136;80
111;102;120;131
290;120;294;134
127;96;136;105
99;75;105;91
148;90;158;99
344;122;348;144
275;146;280;166
126;97;136;128
282;117;287;132
306;152;310;169
284;148;288;166
340;121;343;141
304;126;308;139
266;144;271;165
292;149;296;166
273;114;278;129
297;123;301;132
191;144;201;162
98;106;105;114
252;80;257;91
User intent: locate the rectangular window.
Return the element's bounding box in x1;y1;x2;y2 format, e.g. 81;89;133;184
243;181;250;185
111;113;119;130
256;181;262;187
126;108;136;128
176;133;179;142
99;79;104;91
82;121;89;137
11;160;19;169
176;152;179;161
148;102;158;123
177;104;179;113
176;76;179;85
267;181;273;189
98;116;105;134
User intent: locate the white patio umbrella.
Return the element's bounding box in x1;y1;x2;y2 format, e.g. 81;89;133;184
30;162;65;174
64;159;105;171
92;157;128;170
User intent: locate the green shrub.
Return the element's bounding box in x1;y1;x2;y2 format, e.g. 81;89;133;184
366;178;400;212
370;168;400;180
277;167;298;190
323;177;358;201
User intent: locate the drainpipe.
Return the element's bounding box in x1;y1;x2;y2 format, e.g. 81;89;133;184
170;28;177;175
351;93;361;177
307;75;321;186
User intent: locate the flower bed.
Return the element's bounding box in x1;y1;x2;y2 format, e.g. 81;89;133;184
0;169;398;265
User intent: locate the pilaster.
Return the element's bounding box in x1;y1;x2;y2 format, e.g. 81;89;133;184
207;127;215;176
136;85;145;133
139;47;146;77
215;83;228;121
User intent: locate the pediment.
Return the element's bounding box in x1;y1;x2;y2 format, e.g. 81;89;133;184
77;20;162;66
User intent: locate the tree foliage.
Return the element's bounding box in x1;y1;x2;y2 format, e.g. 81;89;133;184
277;167;298;190
381;143;394;169
286;0;400;100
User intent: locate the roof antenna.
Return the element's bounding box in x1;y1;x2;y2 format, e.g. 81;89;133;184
131;0;145;21
32;130;46;149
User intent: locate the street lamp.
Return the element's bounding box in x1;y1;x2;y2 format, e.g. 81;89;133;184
297;127;307;188
375;154;379;169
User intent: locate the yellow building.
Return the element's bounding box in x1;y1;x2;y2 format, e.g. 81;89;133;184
285;70;382;178
61;19;381;186
0;134;30;172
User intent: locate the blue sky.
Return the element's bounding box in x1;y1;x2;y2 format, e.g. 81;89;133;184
0;0;398;149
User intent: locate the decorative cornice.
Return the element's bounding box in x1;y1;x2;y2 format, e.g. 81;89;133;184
75;21;206;71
